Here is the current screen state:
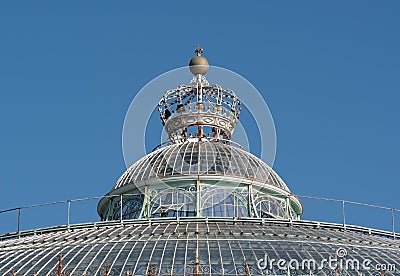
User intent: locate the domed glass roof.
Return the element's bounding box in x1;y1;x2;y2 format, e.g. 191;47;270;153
98;49;301;222
1;218;399;275
113;139;290;192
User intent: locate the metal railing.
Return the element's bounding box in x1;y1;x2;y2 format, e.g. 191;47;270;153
298;195;399;237
0;194;399;239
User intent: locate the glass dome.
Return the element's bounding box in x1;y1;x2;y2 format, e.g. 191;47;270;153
98;138;303;222
1;47;398;276
1;218;399;275
98;49;303;222
114;139;289;192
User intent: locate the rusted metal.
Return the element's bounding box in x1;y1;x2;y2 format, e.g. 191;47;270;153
56;252;63;276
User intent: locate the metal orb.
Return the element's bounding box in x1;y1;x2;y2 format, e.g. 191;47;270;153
189;56;209;75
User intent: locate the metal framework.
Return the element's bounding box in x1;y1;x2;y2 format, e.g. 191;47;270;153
1;218;399;275
2;49;398;275
98;138;302;222
158;74;241;141
97;50;303;223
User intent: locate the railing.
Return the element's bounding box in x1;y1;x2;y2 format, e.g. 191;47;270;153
1;194;399;239
297;195;399;237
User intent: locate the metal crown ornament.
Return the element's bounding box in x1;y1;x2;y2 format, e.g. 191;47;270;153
158;46;242;142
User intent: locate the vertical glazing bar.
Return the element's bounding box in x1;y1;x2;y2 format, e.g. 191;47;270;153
342;200;346;228
196;175;201;217
248;183;253;217
107;198;112;221
285;196;290;220
146;185;150;218
392;208;395;239
67;200;71;228
120;194;123;223
17;208;21;239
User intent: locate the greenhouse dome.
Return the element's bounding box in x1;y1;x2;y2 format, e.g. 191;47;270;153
0;47;399;276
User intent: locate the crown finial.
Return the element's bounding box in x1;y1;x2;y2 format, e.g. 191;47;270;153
189;45;209;75
158;48;241;142
195;44;203;56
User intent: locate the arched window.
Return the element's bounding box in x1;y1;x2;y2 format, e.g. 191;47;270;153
254;195;286;218
150;188;195;218
202;187;248;217
110;194;144;220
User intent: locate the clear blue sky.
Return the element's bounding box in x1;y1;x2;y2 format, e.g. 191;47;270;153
0;1;399;233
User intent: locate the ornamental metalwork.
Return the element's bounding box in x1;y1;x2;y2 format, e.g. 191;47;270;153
158;49;241;141
150;187;196;218
98;47;303;222
1;47;400;276
105;194;144;221
201;186;249;218
100;184;300;221
253;192;289;219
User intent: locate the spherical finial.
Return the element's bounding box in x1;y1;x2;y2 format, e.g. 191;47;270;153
189;45;209;75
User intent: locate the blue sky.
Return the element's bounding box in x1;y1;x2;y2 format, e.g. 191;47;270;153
0;1;399;233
